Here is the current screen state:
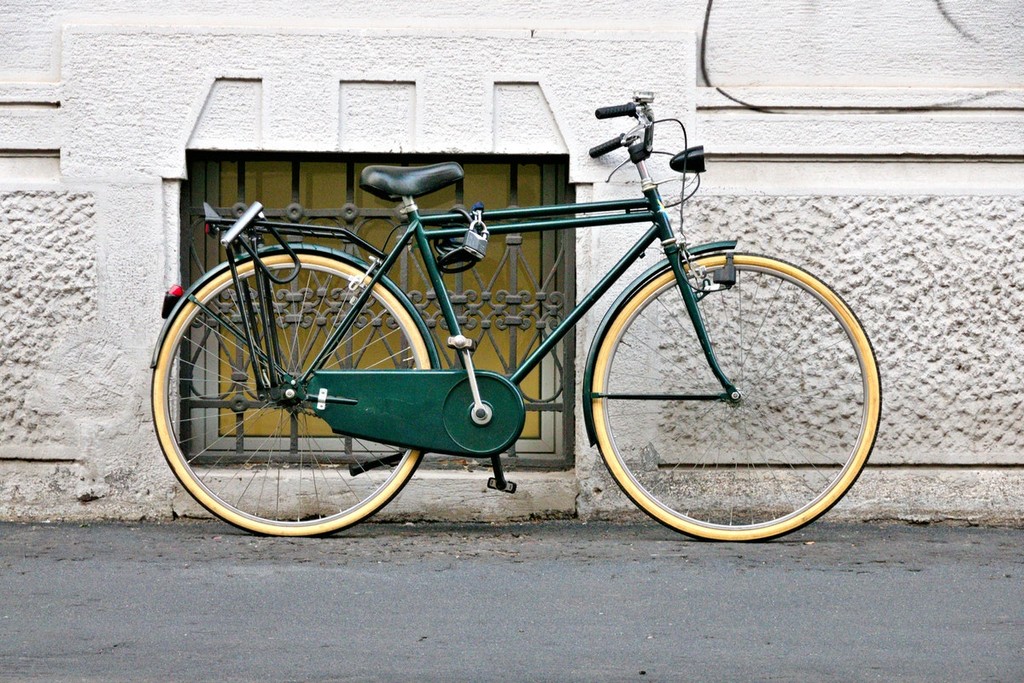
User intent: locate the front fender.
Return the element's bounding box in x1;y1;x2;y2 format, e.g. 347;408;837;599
581;240;736;447
150;245;439;368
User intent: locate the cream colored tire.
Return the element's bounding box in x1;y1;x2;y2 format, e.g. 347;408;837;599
152;253;431;536
590;254;881;541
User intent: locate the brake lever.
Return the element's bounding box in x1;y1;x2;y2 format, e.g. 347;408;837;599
604;158;632;183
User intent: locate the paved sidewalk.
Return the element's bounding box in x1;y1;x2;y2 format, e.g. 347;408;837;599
1;519;1022;681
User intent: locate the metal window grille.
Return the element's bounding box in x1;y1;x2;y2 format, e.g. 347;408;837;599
181;153;575;469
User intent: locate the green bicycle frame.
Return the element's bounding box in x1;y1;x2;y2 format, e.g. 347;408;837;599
298;185;738;399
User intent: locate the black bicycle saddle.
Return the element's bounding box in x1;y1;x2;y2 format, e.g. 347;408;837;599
359;162;465;201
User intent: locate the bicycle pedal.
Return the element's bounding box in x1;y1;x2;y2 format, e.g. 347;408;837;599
487;477;517;494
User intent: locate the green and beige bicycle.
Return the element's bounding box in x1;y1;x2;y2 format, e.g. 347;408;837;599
151;92;881;541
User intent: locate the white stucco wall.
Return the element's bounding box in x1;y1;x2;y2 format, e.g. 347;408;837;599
0;1;1022;525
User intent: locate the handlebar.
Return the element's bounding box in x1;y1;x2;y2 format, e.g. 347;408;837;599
592;96;655;164
595;102;638;120
589;135;625;159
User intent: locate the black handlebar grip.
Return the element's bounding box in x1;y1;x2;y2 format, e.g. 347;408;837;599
589;135;624;158
595;102;638;119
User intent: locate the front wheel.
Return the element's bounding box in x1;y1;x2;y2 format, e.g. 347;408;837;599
152;253;432;536
590;253;881;541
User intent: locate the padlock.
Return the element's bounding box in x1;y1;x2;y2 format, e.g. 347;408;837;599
461;228;488;260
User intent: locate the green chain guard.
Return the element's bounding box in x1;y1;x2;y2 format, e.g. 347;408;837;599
306;369;525;458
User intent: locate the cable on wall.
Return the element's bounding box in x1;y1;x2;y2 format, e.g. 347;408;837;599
699;0;997;114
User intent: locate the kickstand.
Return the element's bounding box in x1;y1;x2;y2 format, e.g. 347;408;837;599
486;454;517;494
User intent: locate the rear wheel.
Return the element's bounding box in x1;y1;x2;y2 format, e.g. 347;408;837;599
152;253;431;536
590;253;881;541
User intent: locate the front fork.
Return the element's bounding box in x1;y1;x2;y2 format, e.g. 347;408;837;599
655;201;741;403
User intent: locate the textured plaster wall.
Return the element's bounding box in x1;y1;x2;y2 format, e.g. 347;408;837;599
686;194;1024;469
0;191;96;450
0;187;170;518
0;0;1021;524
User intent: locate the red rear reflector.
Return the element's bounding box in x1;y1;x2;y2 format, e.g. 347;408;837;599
162;284;184;318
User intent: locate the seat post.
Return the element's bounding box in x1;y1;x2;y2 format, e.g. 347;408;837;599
398;195;418;216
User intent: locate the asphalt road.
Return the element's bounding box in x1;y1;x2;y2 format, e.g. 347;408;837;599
1;519;1021;682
